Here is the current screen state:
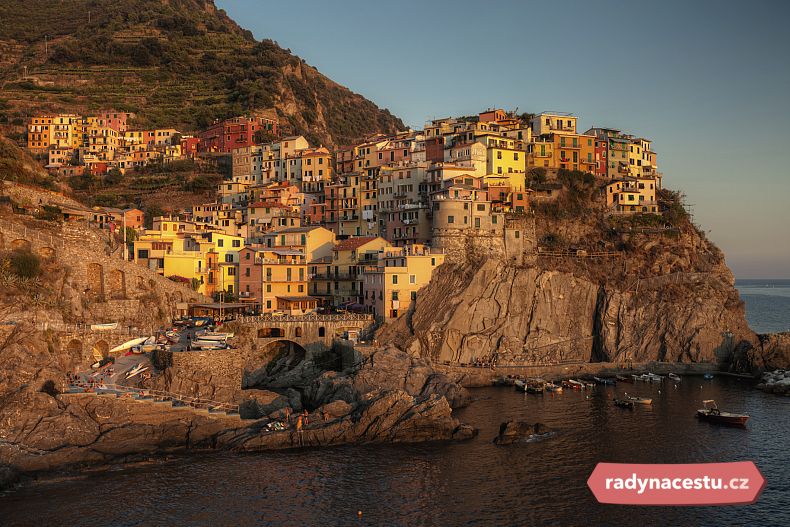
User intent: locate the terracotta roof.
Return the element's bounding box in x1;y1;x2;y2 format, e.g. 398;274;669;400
334;236;379;252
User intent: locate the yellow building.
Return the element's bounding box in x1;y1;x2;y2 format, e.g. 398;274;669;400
603;177;659;213
480;133;526;177
530;112;577;136
238;247;312;313
362;244;446;320
309;236;390;307
262;225;336;263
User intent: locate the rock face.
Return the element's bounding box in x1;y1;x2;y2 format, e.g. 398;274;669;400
0;330;473;476
756;369;790;396
380;258;758;369
493;421;554;445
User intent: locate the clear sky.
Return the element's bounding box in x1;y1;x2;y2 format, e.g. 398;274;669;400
218;0;790;278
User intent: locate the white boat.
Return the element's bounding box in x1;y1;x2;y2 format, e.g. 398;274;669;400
125;363;145;379
668;373;681;382
191;339;228;350
195;332;234;341
91;322;118;331
646;373;664;382
126;366;148;379
109;337;148;354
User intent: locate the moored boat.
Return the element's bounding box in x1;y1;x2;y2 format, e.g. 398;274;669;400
616;375;634;383
545;382;563;393
624;393;652;405
668;373;681;382
526;380;546;394
703;373;714;380
564;379;583;390
593;376;616;386
613;398;635;409
696;400;748;426
514;379;527;392
645;373;664;382
90;322;118;331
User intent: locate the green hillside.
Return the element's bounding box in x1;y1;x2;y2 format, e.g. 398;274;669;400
0;0;404;146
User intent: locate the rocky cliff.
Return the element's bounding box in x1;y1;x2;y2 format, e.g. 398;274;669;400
380;186;781;372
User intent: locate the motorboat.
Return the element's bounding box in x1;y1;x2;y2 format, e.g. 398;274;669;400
624;393;652;405
514;379;527;392
696;400;748;426
703;373;714;380
563;379;583;390
526;381;545;394
668;373;682;382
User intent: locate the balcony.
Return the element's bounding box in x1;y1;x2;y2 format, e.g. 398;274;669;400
311;272;357;281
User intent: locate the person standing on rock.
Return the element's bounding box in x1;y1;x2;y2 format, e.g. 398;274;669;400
302;409;309;426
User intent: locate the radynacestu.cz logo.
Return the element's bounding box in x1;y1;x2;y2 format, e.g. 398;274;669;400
588;462;765;505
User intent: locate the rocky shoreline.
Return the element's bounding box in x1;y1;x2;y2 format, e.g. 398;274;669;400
756;370;790;396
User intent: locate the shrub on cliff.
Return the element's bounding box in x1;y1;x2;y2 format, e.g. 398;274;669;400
7;250;41;278
151;349;173;371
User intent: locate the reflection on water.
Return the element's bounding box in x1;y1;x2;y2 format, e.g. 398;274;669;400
1;377;789;526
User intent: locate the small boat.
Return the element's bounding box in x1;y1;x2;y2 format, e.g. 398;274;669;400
645;373;664;382
545;382;563;393
575;379;594;389
191;340;228;350
613;398;635;409
563;379;583;390
696;400;748;426
594;376;616;386
195;332;234;341
526;381;545;394
624;393;652;405
703;373;714;380
514;379;527;392
616;375;634;383
668;373;681;382
126;366;148;379
90;322;118;331
109;337;148;354
125;363;145;379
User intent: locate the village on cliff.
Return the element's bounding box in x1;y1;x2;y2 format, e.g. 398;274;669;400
23;108;662;322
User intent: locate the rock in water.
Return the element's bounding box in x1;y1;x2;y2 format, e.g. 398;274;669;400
493;420;554;445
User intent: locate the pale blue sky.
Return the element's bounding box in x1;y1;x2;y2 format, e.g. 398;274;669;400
218;0;790;278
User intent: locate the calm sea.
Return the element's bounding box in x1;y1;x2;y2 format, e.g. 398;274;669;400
736;279;790;334
1;378;789;526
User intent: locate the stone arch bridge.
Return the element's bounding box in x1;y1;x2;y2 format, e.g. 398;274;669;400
45;323;161;366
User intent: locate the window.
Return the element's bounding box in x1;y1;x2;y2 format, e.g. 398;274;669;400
225;254;234;263
497;151;502;159
447;215;454;224
409;275;416;284
392;275;398;284
411;291;417;301
515;231;520;239
245;268;250;277
227;267;235;276
318;327;325;337
477;204;486;211
137;249;149;259
245;252;250;260
217;239;224;247
232;240;240;247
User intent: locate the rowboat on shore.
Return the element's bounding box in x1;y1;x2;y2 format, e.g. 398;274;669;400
696;400;748;426
613;398;635;409
593;376;616;386
624;393;652;405
191;339;229;350
616;375;634;383
668;373;682;382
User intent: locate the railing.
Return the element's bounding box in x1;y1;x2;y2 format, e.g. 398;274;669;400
231;313;374;324
536;248;622;258
68;381;239;413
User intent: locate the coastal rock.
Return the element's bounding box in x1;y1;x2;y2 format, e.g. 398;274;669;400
320;399;353;419
238;389;289;420
493;421;554;445
380;258;757;368
756;370;790;395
